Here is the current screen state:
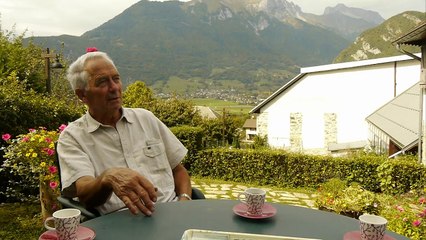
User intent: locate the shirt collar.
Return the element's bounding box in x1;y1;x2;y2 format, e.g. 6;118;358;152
86;108;134;133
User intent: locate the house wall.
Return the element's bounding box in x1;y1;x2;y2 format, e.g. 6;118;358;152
258;57;421;153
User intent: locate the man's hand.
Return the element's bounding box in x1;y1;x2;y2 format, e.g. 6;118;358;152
103;168;157;216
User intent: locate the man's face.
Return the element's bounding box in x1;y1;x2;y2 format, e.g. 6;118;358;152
79;58;122;119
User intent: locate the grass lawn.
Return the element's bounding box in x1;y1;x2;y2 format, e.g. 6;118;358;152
0;202;45;240
191;98;254;115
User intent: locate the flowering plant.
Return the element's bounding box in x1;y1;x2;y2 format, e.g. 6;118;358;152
380;192;426;239
315;178;426;239
315;179;381;218
1;125;66;207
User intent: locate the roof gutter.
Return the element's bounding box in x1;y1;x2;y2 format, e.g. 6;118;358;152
395;44;421;61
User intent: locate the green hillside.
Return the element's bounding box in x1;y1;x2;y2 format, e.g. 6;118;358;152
28;0;349;100
334;11;425;63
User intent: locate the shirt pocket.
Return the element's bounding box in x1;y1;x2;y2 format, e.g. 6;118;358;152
143;139;165;158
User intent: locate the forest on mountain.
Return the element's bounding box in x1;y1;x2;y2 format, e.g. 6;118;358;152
23;0;426;102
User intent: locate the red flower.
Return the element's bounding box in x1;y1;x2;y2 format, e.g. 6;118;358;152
58;124;67;132
419;196;426;204
22;136;29;142
49;181;58;189
412;219;421;227
2;133;11;141
48;166;58;174
43;148;55;156
86;47;98;53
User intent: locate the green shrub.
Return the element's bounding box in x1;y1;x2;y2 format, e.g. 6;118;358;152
316;178;426;240
380;192;426;240
378;159;426;195
0;73;83;138
170;125;204;170
315;180;381;218
191;149;426;193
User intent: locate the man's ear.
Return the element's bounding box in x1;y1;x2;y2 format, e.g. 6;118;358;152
75;89;86;103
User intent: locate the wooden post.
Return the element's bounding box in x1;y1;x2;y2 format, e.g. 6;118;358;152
41;48;55;94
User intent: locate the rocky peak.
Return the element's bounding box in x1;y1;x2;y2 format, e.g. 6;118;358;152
324;3;384;24
260;0;302;19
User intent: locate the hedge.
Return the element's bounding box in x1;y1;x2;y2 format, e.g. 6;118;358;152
190;148;426;194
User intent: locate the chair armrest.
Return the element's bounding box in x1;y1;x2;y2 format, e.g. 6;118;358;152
57;196;100;220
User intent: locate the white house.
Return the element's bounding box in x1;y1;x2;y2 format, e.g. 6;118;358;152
250;54;422;155
242;118;257;142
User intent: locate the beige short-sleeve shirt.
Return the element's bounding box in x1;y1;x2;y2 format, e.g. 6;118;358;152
57;108;188;215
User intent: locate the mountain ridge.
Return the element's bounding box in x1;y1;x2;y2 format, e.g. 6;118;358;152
334;11;425;63
26;0;393;101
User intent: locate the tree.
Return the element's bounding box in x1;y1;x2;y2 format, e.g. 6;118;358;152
0;29;45;92
122;81;156;109
123;81;202;127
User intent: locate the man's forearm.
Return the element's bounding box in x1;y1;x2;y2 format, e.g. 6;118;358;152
173;164;192;199
75;174;113;208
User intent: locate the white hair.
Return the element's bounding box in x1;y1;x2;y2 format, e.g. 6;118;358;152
66;51;116;91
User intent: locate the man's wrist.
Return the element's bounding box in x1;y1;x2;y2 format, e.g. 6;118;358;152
178;193;192;200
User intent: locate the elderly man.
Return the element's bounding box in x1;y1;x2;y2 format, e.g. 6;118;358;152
57;50;192;216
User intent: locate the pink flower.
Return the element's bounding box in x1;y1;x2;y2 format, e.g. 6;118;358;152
86;47;98;53
2;133;11;141
45;137;52;143
49;181;58;189
412;219;421;227
58;124;67;132
21;136;29;142
46;148;55;156
43;148;55;156
396;205;404;212
48;166;58;174
29;128;36;133
51;204;59;211
420;197;426;204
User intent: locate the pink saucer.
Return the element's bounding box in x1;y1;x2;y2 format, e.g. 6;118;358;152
39;226;96;240
343;231;396;240
233;203;277;219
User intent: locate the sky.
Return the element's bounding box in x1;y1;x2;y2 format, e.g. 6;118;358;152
0;0;424;37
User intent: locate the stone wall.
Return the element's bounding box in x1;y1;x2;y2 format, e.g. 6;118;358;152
324;113;337;149
290;112;303;151
256;112;268;137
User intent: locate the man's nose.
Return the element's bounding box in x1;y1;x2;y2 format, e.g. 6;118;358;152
108;79;121;91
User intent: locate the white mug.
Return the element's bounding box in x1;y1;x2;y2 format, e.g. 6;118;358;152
44;208;81;240
359;214;387;240
238;188;266;215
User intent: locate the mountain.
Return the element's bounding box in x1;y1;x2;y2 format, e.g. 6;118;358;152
300;3;385;40
28;0;383;100
334;11;426;63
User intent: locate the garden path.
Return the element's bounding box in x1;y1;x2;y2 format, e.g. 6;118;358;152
191;179;317;209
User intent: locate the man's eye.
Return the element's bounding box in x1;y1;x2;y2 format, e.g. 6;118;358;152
95;79;107;86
